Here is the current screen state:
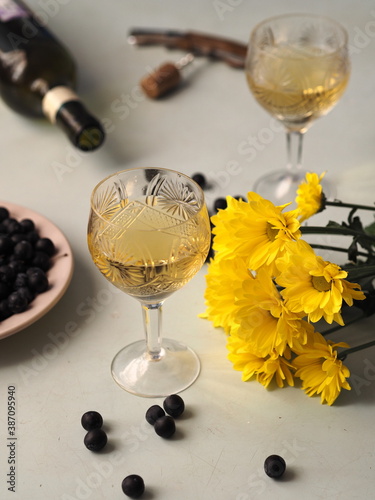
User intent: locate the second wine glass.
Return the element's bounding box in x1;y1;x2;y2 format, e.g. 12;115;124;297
88;168;211;397
245;13;350;204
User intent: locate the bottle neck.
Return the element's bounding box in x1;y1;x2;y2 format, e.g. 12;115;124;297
42;85;79;124
42;85;105;152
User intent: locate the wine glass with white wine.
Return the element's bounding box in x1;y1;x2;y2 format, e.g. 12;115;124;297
245;13;350;204
88;168;211;397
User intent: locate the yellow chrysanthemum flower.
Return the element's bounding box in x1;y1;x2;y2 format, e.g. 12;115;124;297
211;192;302;275
257;351;295;389
293;330;351;405
296;172;326;223
227;330;295;387
277;243;365;325
201;255;252;333
234;268;312;356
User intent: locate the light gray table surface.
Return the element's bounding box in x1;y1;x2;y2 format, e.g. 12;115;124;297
1;1;375;499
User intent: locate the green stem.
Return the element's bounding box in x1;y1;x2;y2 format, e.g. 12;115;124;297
338;340;375;361
322;314;365;337
325;200;375;212
301;225;375;242
346;266;375;281
311;243;369;258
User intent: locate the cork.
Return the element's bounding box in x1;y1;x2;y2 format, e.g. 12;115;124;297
140;63;181;99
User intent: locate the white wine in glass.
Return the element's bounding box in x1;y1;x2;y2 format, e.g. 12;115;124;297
88;168;211;397
245;14;350;204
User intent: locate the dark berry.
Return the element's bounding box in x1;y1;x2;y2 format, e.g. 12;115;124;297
121;474;145;498
154;415;176;438
0;236;13;256
10;233;25;245
192;173;207;189
81;411;103;431
3;218;21;235
13;240;33;261
19;218;35;233
16;286;35;304
163;394;185;418
8;260;27;274
25;230;40;245
0;207;9;222
31;251;50;271
145;405;165;425
28;269;49;293
0;282;10;300
0;300;12;321
84;428;107;451
0;209;56;324
264;455;286;478
35;237;55;256
0;265;15;285
7;291;28;314
26;266;44;277
13;273;29;289
213;197;227;211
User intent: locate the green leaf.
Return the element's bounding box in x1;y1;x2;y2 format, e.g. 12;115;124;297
365;221;375;236
326;220;343;228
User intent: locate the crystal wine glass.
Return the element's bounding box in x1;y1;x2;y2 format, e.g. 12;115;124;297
245;13;350;204
88;168;211;397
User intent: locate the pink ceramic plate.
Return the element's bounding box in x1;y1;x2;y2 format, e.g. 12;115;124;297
0;201;74;340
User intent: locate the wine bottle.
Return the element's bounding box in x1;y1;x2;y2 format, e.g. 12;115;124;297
0;0;105;151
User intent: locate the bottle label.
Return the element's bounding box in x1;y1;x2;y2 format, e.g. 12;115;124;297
42;86;79;124
0;0;29;21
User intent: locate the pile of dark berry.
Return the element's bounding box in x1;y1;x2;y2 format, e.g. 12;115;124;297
0;206;55;322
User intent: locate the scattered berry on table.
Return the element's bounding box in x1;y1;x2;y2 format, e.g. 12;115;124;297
121;474;145;498
154;415;176;438
163;394;185;418
264;454;286;478
81;411;103;431
192;173;207;190
145;404;165;425
213;197;227;211
84;428;107;451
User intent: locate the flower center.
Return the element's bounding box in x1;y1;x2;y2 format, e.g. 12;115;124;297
311;275;331;292
266;222;279;242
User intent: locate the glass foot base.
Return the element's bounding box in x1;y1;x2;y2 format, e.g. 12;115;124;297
111;339;201;397
253;170;333;206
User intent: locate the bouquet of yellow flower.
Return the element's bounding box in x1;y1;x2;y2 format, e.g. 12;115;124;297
202;173;375;405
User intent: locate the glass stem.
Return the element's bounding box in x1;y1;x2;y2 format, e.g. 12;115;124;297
286;131;304;175
141;302;164;361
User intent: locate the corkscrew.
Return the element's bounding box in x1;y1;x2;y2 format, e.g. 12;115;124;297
128;28;247;99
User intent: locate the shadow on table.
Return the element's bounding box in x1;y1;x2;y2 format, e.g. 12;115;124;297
331;347;375;407
0;252;100;368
